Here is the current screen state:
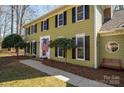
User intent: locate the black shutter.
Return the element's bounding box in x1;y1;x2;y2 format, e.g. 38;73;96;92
32;25;34;34
47;19;49;30
31;42;32;54
35;24;37;33
55;15;58;28
28;27;30;35
31;25;33;34
85;5;90;19
27;27;30;35
35;42;37;54
33;25;35;33
63;48;66;58
41;21;43;31
25;28;27;36
55;47;57;57
72;37;76;59
85;36;90;60
72;7;76;23
27;43;30;53
64;11;67;25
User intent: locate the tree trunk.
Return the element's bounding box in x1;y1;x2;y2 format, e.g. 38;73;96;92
11;5;14;34
19;5;26;35
3;15;7;38
16;5;19;34
16;48;19;56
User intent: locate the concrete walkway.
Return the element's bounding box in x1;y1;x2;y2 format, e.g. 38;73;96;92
20;59;111;87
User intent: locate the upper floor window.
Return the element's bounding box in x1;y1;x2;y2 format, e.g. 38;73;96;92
31;25;33;34
41;19;49;32
72;5;90;23
76;5;84;21
34;24;37;33
58;13;64;27
55;11;67;28
43;20;48;31
28;27;30;35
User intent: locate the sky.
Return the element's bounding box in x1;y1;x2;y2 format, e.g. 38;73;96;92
32;5;59;19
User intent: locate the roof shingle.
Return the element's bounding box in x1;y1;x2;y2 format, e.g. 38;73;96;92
100;10;124;31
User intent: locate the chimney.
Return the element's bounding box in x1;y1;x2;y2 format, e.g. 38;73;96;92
103;8;111;23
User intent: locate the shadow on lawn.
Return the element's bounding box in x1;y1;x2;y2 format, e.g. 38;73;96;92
0;57;73;87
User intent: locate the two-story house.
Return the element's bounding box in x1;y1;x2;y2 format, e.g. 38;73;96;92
23;5;124;69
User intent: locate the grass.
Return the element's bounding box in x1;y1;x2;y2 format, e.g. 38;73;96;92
0;55;73;87
0;53;12;57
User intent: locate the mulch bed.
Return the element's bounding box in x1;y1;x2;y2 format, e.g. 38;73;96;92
42;59;124;87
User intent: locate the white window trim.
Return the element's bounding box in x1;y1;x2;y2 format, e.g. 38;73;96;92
75;5;85;23
76;33;85;61
57;13;64;28
43;20;47;31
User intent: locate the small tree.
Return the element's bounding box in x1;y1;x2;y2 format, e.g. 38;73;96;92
49;38;76;63
2;34;27;56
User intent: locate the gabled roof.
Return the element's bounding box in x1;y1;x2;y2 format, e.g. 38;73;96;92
100;10;124;31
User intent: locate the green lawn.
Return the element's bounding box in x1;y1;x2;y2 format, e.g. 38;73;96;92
0;56;73;87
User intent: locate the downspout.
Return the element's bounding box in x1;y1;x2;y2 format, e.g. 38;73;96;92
94;5;98;69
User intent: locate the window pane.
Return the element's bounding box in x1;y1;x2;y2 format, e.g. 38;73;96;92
77;6;84;21
58;48;64;57
58;13;63;26
77;48;84;58
43;20;47;30
77;37;83;47
77;37;84;59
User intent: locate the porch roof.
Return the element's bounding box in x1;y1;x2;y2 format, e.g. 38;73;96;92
99;28;124;36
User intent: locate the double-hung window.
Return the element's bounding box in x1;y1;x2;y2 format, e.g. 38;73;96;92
57;47;64;58
32;41;37;55
76;34;85;60
58;13;64;27
76;5;84;22
43;20;47;31
27;42;30;53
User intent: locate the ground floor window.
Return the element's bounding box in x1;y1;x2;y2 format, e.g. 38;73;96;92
32;41;37;55
27;42;30;53
57;47;64;58
76;34;85;60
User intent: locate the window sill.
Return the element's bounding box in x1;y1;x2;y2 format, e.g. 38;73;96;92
41;30;48;32
57;25;64;28
76;58;85;61
57;56;64;58
76;19;84;23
